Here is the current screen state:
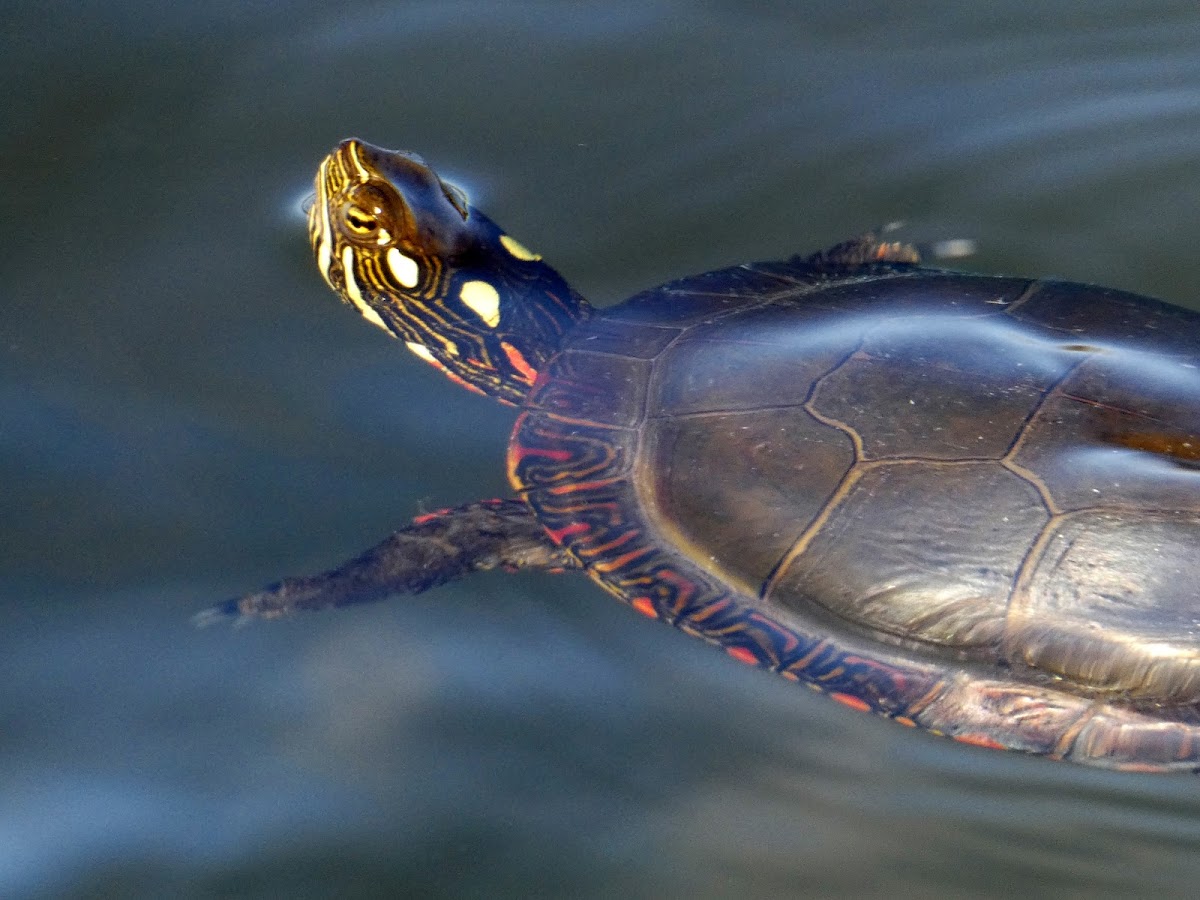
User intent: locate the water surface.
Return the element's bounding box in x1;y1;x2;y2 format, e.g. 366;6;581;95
5;2;1200;896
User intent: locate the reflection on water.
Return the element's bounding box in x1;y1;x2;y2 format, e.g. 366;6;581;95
5;1;1200;896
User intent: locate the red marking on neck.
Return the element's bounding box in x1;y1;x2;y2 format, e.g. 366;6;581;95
448;371;487;397
424;353;487;397
500;341;539;384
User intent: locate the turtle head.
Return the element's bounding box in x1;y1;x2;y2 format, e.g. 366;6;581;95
308;139;591;404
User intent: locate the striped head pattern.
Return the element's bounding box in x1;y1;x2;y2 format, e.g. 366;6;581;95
308;139;591;404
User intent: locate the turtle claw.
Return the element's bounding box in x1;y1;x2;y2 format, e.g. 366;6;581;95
192;593;285;627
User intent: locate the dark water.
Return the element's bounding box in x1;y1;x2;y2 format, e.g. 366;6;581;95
5;2;1200;896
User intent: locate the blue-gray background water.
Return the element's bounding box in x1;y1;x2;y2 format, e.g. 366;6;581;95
5;2;1200;897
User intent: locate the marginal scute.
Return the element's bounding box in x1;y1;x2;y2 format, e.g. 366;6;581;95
510;413;634;492
912;675;1095;758
1011;280;1200;357
1069;714;1200;769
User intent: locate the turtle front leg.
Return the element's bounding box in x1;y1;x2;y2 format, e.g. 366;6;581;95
195;498;577;625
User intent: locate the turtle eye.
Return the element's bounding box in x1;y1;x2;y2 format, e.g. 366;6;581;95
343;204;379;236
337;185;393;242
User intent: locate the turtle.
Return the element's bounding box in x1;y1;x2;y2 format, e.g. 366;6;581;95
205;139;1200;772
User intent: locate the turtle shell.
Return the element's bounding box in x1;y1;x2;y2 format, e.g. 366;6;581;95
509;261;1200;771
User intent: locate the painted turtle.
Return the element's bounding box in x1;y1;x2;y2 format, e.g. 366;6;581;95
210;140;1200;772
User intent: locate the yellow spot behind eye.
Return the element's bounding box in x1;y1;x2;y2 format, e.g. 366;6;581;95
341;246;391;334
460;280;501;327
499;234;541;261
386;248;420;288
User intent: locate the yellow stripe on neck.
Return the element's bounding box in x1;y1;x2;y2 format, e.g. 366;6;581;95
341;246;390;334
